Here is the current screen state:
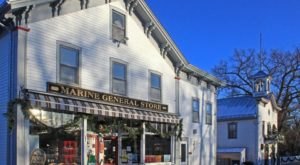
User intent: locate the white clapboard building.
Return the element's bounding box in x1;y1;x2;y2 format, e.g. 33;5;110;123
0;0;222;164
217;71;281;165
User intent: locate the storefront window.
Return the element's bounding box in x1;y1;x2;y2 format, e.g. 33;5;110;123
86;119;117;165
121;136;140;164
86;117;142;165
29;109;81;164
145;135;171;163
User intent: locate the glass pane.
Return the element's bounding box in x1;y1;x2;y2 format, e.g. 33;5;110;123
145;135;171;163
206;103;212;114
206;115;212;124
29;112;81;164
112;79;126;95
229;123;237;138
121;137;140;163
112;10;125;28
192;100;199;112
113;62;126;80
151;73;161;89
181;144;186;162
60;46;78;67
193;111;199;122
112;26;126;41
150;88;161;101
30;109;75;128
60;65;78;83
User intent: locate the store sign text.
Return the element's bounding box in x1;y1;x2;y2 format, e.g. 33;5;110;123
47;82;168;112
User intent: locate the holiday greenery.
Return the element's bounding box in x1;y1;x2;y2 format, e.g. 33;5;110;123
4;98;31;131
4;98;183;141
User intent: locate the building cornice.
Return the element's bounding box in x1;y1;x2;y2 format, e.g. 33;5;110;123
2;0;224;87
136;0;223;87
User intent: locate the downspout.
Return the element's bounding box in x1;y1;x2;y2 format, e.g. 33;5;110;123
199;86;205;165
213;88;217;165
174;64;183;165
256;101;260;165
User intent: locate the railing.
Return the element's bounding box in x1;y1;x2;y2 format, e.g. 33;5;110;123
280;155;300;165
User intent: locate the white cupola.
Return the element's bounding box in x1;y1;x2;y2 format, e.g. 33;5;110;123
250;70;271;97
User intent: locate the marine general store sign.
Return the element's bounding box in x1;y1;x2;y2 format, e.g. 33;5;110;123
47;82;168;112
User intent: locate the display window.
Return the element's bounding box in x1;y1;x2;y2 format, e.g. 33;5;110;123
121;136;141;164
27;109;175;165
145;135;171;163
29;109;81;165
86;117;143;165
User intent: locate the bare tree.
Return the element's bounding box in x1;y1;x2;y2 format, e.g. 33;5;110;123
213;48;300;132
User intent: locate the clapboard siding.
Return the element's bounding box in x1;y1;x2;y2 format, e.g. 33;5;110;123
180;79;217;165
26;1;176;112
0;31;11;165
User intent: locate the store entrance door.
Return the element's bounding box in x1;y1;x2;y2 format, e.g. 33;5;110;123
104;136;118;165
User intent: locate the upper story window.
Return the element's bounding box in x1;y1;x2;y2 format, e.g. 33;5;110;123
228;122;237;139
112;61;127;95
112;10;126;43
205;102;212;125
150;73;161;102
59;44;80;84
192;98;200;123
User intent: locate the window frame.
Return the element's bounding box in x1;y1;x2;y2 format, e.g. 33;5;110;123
228;122;238;139
192;98;200;123
111;9;127;43
111;59;128;96
149;71;162;103
145;135;171;162
205;102;212;125
57;41;81;85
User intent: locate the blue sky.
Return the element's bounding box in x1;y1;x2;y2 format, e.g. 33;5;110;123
1;0;300;72
145;0;300;72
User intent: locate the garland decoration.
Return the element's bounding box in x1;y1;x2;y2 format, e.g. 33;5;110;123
87;116;143;140
30;115;82;137
4;98;31;131
145;118;183;140
4;98;183;142
4;98;82;135
176;119;183;141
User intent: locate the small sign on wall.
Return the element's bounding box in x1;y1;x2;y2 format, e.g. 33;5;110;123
30;149;46;165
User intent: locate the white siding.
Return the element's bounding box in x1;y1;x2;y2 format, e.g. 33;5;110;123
218;119;258;162
0;31;11;164
26;1;176;112
180;79;217;165
257;101;278;162
22;1;218;164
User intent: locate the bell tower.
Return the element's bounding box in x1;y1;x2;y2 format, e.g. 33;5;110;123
251;70;271;97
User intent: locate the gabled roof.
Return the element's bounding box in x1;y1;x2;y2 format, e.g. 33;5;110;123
217;96;257;121
217;93;281;121
1;0;224;87
251;70;269;79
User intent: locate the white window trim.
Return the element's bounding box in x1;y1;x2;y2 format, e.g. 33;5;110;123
205;101;213;125
110;6;128;44
56;41;82;86
228;122;238;139
110;57;128;96
148;70;163;103
192;97;200;123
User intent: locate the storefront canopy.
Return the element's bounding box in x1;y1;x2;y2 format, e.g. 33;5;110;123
25;91;179;124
